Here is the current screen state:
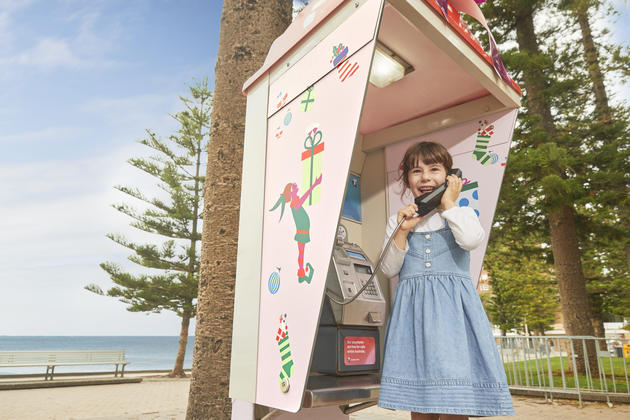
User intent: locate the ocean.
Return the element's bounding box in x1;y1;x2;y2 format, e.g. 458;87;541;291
0;336;195;375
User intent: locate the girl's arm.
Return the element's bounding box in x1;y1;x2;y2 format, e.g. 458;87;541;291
295;175;322;209
380;214;408;278
441;206;485;250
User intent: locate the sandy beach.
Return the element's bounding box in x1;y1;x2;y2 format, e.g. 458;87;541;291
1;374;629;419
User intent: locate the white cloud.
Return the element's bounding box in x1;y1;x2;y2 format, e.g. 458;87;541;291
0;125;85;144
0;142;200;335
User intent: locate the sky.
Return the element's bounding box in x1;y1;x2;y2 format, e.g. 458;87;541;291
0;0;628;337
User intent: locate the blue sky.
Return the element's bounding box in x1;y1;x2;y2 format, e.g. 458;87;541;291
0;0;628;336
0;0;222;336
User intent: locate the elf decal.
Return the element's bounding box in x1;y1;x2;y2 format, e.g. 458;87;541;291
269;175;323;284
276;313;294;393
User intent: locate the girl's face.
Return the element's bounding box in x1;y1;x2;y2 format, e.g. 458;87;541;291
407;160;447;198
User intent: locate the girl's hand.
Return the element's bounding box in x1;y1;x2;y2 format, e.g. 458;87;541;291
397;203;422;232
440;174;462;210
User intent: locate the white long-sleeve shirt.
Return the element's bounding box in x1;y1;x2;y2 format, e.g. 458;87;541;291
380;206;485;278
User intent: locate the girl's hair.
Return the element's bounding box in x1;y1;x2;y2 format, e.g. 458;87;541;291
398;141;453;193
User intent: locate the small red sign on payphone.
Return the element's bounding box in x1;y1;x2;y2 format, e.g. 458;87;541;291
343;336;375;366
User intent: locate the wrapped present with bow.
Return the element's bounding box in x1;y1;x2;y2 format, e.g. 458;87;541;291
301;125;324;206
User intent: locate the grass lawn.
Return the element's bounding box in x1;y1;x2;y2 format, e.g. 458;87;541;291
503;355;630;393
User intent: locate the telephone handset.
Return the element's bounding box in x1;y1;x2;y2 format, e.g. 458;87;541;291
414;168;462;216
326;168;464;307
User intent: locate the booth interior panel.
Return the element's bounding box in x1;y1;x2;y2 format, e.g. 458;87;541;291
362;95;507;152
230;77;271;402
384;109;518;287
358;2;490;135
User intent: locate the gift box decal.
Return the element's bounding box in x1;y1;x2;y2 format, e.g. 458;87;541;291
300;86;315;112
301;125;324;206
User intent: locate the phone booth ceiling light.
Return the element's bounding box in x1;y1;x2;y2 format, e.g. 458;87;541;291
369;42;414;88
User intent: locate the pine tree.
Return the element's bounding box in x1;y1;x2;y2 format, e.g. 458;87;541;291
484;230;559;335
86;79;212;377
477;0;603;374
557;0;630;335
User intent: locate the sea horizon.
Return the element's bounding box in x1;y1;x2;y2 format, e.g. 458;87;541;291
0;336;195;375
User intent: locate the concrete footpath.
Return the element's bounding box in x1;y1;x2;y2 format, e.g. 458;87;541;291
1;374;630;419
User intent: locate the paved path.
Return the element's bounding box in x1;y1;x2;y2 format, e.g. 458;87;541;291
1;375;630;419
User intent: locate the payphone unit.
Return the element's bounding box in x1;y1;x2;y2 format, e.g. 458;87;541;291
311;225;386;375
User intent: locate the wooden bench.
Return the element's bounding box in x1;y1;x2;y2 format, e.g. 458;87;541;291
0;350;129;380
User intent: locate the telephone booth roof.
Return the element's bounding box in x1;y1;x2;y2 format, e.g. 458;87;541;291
243;0;521;108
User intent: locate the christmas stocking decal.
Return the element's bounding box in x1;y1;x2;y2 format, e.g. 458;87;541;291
472;120;495;165
276;313;294;392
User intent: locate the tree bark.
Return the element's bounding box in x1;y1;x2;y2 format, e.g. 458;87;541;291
514;6;598;375
574;3;611;121
514;4;556;139
186;1;292;419
548;206;598;374
170;310;192;377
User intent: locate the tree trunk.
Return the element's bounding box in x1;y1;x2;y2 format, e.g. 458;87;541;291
186;1;292;419
548;206;598;375
514;5;556;139
170;310;192;377
513;4;598;376
574;3;611;121
591;309;607;351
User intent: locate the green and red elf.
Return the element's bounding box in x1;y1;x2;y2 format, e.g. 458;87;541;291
269;174;323;284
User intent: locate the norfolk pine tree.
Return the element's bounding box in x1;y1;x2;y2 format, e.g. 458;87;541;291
86;79;212;377
478;0;603;374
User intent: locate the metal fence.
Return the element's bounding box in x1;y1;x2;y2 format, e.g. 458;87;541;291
495;335;630;407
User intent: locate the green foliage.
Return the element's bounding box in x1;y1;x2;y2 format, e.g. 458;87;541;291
86;78;212;320
484;231;559;334
475;0;630;325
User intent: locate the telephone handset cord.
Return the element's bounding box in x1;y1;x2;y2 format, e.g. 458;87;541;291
325;217;405;306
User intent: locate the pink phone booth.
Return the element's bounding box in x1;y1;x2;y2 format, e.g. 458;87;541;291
230;1;521;419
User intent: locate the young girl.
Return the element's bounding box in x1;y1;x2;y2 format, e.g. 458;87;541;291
377;142;514;419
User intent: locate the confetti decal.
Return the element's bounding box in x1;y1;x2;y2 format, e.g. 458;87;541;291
275;126;284;140
275;109;293;140
330;43;359;82
276;91;288;109
300;86;315;112
268;268;281;294
276;313;294;392
472;120;495;165
459;180;480;217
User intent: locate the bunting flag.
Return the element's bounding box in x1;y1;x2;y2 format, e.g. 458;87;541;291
433;0;512;85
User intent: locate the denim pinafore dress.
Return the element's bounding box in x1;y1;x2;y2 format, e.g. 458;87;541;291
378;225;514;416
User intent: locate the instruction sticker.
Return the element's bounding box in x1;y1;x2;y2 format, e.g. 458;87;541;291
343;336;375;366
